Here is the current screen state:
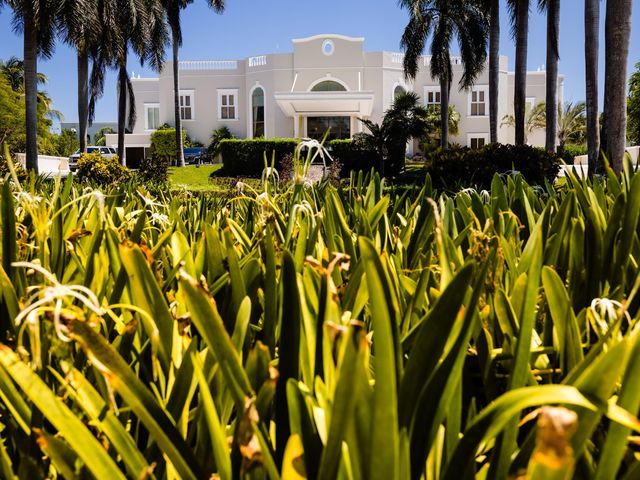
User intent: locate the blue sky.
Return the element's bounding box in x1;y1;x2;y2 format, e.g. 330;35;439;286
0;0;638;125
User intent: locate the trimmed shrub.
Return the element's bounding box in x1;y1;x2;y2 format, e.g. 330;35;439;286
328;136;381;177
560;144;588;164
425;143;561;189
77;151;132;185
220;138;299;177
137;155;169;184
150;128;187;164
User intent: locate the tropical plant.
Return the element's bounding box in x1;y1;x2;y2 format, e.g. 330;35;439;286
487;0;500;143
3;151;640;478
360;91;430;176
76;150;131;184
585;0;600;173
54;128;80;157
420;105;460;152
208;125;234;158
0;75;25;150
94;126;116;146
628;61;640;146
501;101;546;144
508;0;531;146
557;101;587;155
539;0;560;152
163;0;224;167
400;0;489;148
601;0;633;172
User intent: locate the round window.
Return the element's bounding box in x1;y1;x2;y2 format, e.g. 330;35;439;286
322;39;335;56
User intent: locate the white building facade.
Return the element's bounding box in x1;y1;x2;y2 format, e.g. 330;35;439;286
109;34;564;165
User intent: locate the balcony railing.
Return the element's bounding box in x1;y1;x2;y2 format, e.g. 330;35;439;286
248;55;267;67
391;53;404;64
423;56;461;66
179;60;238;71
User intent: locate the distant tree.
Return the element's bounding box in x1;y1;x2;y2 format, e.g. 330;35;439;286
501;102;546;144
557;101;586;155
628;62;640;146
55;128;80;156
0;75;25;149
208;126;234;158
400;0;489;148
421;105;460;151
94;126;116;146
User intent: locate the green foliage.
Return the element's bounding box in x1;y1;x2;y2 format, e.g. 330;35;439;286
561;143;588;164
424;143;561;189
420;105;461;151
219;138;299;176
5;151;640;478
137;155;168;184
150;128;187;163
329;137;380;176
0;75;24;150
94;126;115;146
53;129;79;157
76;151;132;185
629;61;640;145
208;125;234;158
501;102;547;143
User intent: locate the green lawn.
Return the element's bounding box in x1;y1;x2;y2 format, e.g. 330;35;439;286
168;164;222;192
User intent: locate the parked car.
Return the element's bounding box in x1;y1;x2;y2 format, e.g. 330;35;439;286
68;146;117;172
183;147;208;165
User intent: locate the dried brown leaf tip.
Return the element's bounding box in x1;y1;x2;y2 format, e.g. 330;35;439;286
526;406;578;478
237;398;264;473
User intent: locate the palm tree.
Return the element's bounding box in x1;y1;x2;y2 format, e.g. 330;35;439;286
601;0;633;172
557;101;586;156
539;0;560;152
488;0;500;144
3;0;59;172
163;0;224;168
501;101;546;144
508;0;530;146
400;0;489;148
585;0;600;174
360;91;430;176
57;0;100;154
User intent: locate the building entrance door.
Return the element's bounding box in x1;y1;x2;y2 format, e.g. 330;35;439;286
307;116;351;141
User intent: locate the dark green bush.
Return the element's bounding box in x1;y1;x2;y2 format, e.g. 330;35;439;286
560;144;588;164
150;128;187;164
77;151;132;185
328;136;381;177
220;138;299;177
137;155;169;184
424;143;561;189
0;153;28;183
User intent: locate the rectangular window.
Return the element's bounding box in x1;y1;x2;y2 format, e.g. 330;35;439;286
179;91;194;120
424;87;441;107
218;89;239;120
145;103;160;130
469;87;488;117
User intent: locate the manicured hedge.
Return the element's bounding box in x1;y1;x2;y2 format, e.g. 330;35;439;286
328;138;381;177
220;138;299;177
560;144;588;164
425;143;562;189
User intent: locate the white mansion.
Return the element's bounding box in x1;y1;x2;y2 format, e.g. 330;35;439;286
107;34;564;165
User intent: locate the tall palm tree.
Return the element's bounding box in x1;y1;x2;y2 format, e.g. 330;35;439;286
58;0;100;154
539;0;560;152
585;0;600;174
4;0;60;173
508;0;530;146
400;0;489;148
601;0;633;172
163;0;224;168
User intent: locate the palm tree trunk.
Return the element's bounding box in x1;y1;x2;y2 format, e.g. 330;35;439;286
172;32;185;167
514;0;529;146
77;48;89;153
601;0;633;172
23;4;39;174
440;77;450;148
545;0;560;152
489;0;500;144
585;0;600;174
117;52;128;165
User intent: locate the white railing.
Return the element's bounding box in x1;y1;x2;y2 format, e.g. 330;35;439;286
179;60;238;71
248;55;267;67
14;153;70;175
391;53;404;64
423;56;461;66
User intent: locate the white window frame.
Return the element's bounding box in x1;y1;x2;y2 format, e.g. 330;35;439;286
468;85;489;118
179;90;195;121
423;86;441;108
144;103;160;131
218;89;239;121
467;133;489;149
